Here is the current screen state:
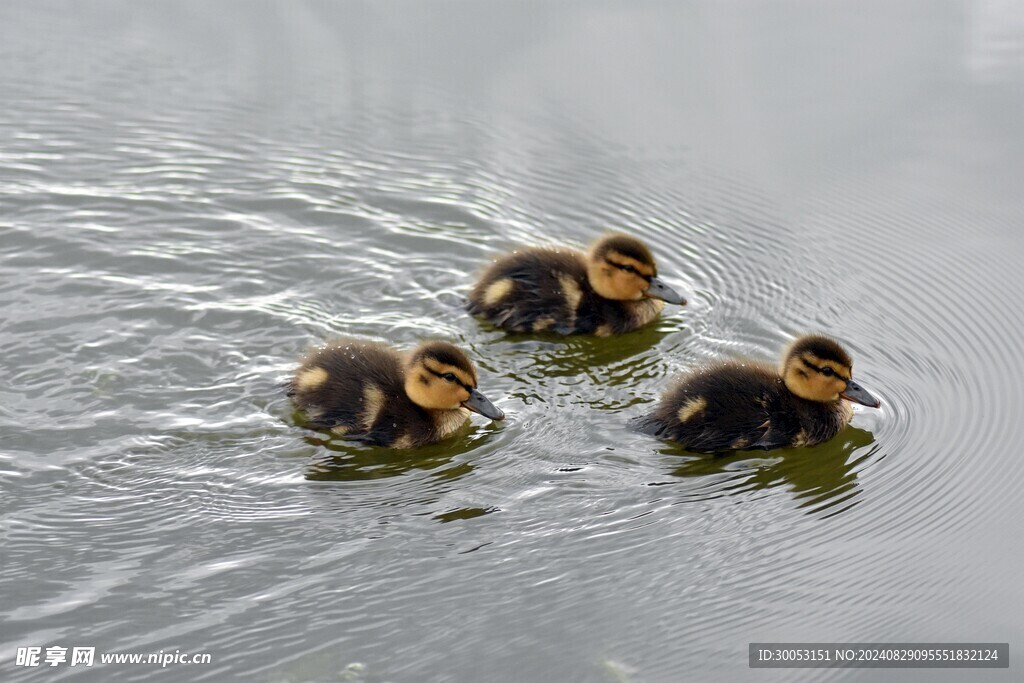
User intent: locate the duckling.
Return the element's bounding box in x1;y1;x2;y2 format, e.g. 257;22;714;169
636;335;880;452
467;233;686;336
287;339;504;448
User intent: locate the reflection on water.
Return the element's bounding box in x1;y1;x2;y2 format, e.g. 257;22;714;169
483;321;678;414
661;426;877;517
303;434;480;483
433;506;497;523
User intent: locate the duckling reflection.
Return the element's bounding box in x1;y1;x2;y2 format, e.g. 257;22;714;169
495;321;673;386
636;335;880;451
663;426;877;515
468;232;686;336
288;339;504;449
303;434;482;483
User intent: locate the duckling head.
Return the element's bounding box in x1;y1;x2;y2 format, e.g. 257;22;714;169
781;335;880;407
585;233;686;305
404;341;505;420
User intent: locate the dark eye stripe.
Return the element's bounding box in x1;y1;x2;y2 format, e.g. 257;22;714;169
606;259;652;282
425;367;473;390
801;359;850;383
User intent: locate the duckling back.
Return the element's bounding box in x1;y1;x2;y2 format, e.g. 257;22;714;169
468;248;663;336
468;248;583;334
637;362;851;452
288;340;443;448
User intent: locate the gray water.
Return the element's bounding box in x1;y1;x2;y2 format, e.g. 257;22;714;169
2;2;1022;681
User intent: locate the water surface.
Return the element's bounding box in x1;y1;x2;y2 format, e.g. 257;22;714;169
2;1;1022;681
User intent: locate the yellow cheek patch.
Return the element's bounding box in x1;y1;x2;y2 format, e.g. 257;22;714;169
361;384;385;430
791;430;808;447
677;396;707;423
533;317;555;332
404;371;433;409
331;425;349;436
295;367;328;392
587;260;639;301
483;278;514;306
595;324;614;337
731;437;750;449
392;435;414;449
558;274;583;311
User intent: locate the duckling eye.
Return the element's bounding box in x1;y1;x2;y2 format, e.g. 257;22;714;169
820;367;835;377
614;263;652;282
441;372;457;383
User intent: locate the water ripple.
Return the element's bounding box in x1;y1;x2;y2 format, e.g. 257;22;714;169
1;3;1022;680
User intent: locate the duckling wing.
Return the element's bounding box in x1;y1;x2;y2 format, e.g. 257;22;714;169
468;249;586;334
645;363;788;452
676;397;774;452
291;340;410;445
744;413;791;450
699;370;789;451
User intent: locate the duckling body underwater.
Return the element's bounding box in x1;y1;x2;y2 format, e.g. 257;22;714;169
288;339;504;448
468;233;686;336
636;335;880;452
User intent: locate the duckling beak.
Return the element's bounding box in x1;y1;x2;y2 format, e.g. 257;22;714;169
645;277;686;305
841;379;881;408
463;389;505;421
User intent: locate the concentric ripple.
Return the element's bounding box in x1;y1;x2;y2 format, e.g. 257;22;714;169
1;2;1022;682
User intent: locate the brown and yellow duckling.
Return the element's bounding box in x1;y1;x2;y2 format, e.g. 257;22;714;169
288;339;504;448
636;335;880;452
467;233;686;336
